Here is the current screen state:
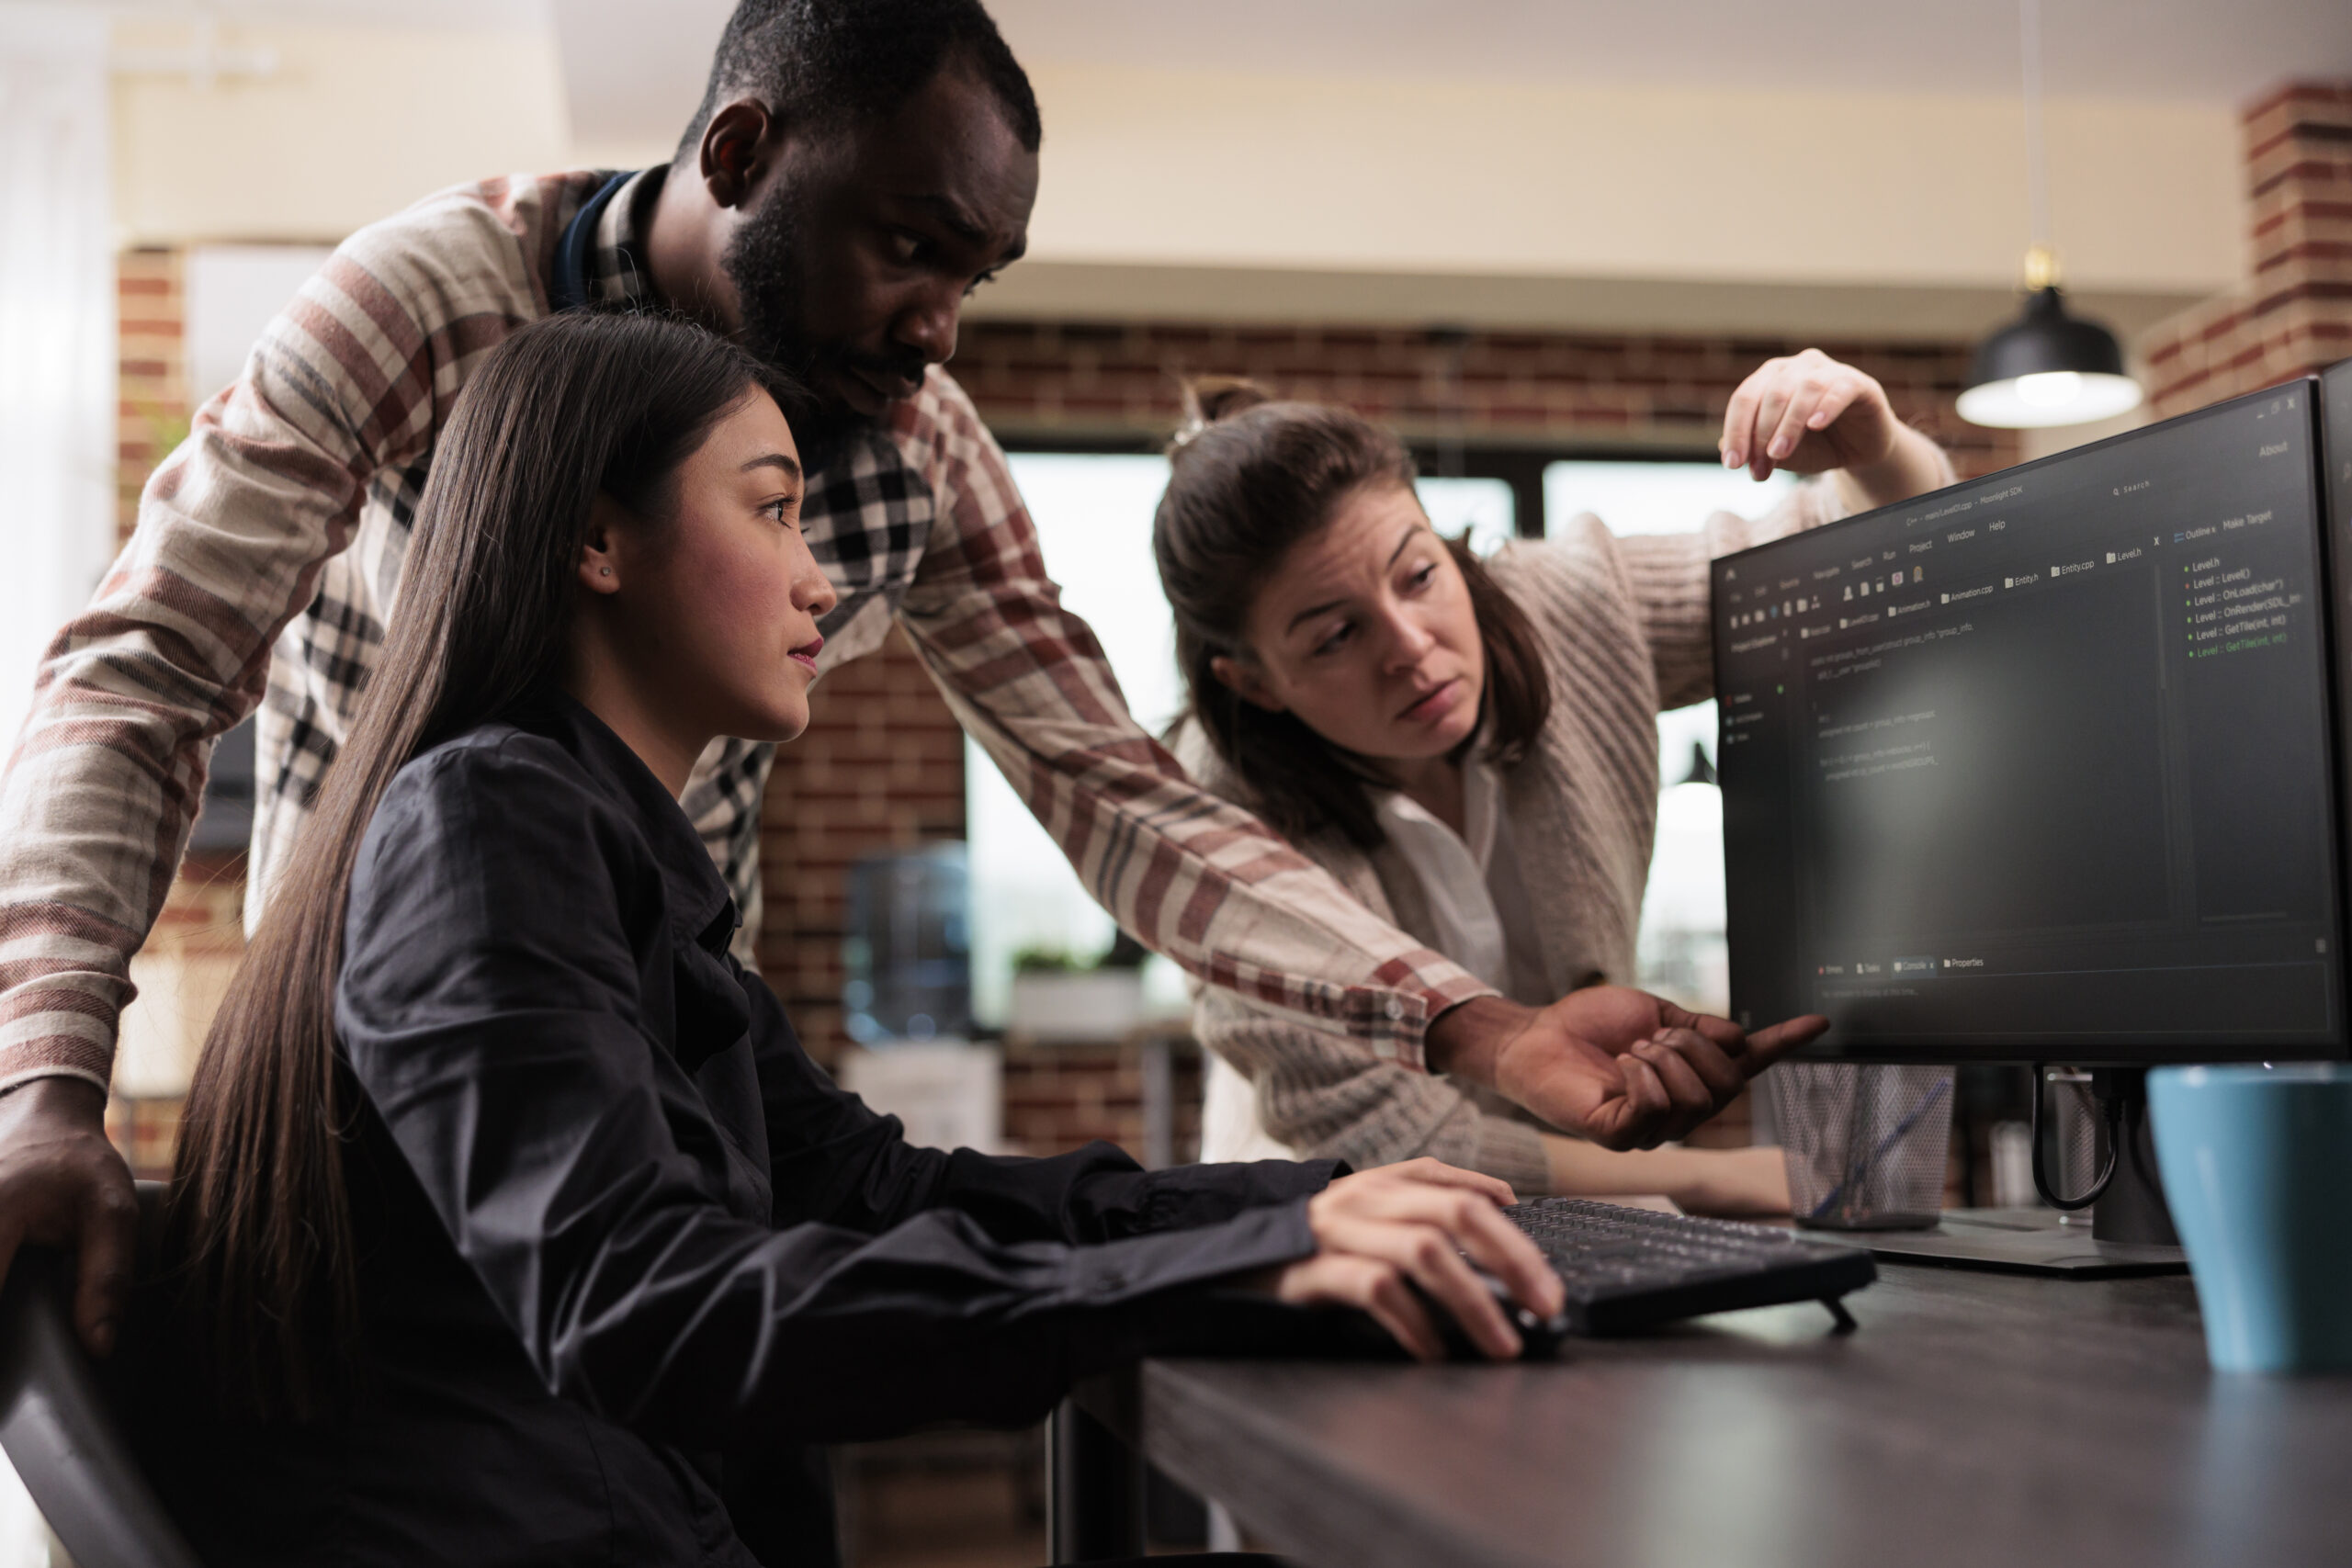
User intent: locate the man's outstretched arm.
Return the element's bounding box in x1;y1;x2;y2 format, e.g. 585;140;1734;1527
893;383;1493;1070
890;380;1792;1140
0;202;511;1350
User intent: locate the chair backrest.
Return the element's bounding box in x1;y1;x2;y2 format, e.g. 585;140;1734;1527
0;1181;200;1568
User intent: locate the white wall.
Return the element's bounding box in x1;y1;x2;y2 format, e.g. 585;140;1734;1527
0;7;116;1555
185;244;339;405
111;17;571;246
1;5;118;754
104;18;2245;340
557;50;2245;337
1017;64;2243;297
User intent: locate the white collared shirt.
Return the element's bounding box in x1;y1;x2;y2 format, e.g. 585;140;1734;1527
1373;753;1552;1007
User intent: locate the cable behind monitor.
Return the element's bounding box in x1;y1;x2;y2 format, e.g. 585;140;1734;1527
2028;1063;2124;1211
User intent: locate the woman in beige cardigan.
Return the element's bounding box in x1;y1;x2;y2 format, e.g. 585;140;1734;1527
1156;352;1954;1216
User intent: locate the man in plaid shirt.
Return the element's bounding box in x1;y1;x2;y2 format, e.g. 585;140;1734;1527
0;0;1804;1356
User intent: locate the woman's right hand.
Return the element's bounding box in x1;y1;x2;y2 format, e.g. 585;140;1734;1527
1261;1159;1564;1361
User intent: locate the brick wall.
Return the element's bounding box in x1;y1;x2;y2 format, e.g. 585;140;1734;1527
2142;81;2352;416
107;850;243;1179
1001;1037;1204;1164
758;627;967;1066
955;323;2019;480
107;249;218;1174
118;248;187;547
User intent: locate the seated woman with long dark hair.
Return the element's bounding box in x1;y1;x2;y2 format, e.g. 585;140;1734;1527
137;311;1561;1568
1154;366;1953;1214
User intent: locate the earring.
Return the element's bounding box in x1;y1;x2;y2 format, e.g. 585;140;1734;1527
600;567;612;577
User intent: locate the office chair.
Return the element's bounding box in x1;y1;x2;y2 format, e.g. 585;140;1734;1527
0;1184;199;1568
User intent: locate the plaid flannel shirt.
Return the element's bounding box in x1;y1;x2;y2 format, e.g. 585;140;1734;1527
0;167;1489;1094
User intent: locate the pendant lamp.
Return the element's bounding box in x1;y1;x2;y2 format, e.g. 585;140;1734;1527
1957;0;2144;430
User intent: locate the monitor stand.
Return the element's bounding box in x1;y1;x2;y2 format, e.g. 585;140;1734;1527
1808;1068;2188;1278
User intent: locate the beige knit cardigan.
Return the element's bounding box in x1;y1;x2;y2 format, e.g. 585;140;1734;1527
1183;472;1946;1194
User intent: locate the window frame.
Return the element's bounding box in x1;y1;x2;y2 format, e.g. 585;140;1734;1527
993;432;1728;543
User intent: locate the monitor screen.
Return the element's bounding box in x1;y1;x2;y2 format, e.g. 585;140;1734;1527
1713;380;2344;1064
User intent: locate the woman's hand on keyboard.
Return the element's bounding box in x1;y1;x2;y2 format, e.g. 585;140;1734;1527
1262;1158;1565;1361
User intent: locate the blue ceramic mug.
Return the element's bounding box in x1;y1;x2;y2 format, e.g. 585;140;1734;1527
2149;1065;2352;1373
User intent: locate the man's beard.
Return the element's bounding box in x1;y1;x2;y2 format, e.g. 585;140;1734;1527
721;185;917;474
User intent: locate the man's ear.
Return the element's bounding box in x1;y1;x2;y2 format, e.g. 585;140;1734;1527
699;99;781;211
1208;653;1284;714
578;494;628;595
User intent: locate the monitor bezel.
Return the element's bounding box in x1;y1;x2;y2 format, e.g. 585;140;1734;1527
1710;374;2350;1067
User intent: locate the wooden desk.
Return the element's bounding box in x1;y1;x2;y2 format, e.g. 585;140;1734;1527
1062;1262;2352;1568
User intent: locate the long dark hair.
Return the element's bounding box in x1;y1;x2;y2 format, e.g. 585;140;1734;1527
1153;381;1552;850
167;310;795;1420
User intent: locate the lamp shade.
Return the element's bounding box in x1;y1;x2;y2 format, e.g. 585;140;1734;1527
1958;287;2144;429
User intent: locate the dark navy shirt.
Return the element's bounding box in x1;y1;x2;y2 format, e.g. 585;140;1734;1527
141;692;1332;1567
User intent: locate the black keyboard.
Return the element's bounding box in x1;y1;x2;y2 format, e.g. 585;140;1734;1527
1505;1198;1877;1335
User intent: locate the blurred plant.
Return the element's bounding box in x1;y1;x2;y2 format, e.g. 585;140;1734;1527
132;398;192;480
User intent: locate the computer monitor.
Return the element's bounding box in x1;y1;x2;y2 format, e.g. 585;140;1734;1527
1712;360;2352;1263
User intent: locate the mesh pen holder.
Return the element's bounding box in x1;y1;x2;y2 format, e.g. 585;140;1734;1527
1764;1063;1954;1230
